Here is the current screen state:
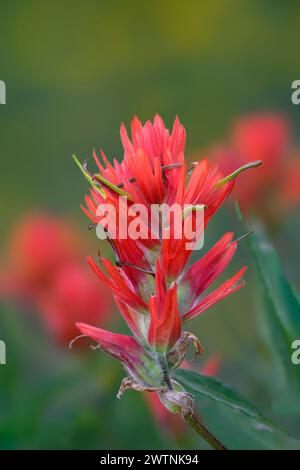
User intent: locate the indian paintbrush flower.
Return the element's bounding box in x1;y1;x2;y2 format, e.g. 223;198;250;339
74;115;261;449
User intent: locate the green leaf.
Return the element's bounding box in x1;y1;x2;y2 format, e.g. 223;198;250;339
248;222;300;393
174;369;271;427
173;369;300;449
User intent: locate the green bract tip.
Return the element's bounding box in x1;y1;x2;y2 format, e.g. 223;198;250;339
215;160;262;188
72;154;106;198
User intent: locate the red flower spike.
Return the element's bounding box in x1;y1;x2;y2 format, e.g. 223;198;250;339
74;115;257;413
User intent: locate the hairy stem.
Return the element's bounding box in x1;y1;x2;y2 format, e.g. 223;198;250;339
183;412;227;450
158;355;173;390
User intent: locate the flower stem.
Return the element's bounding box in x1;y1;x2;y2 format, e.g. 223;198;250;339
183;412;227;450
158;355;173;390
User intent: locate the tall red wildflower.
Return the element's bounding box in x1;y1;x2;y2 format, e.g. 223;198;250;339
75;115;258;418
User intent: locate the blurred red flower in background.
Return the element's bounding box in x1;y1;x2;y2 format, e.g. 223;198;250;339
36;261;111;344
5;214;81;299
279;157;300;210
1;214;111;344
209;113;300;223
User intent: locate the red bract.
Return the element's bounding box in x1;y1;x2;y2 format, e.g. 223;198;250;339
179;233;246;321
76;322;163;387
148;282;181;353
75;115;256;413
87;256;148;312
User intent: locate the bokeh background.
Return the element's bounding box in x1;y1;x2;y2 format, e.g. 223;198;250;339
1;0;300;450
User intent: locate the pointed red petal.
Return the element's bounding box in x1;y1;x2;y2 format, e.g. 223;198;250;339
88;256;148;311
114;297;145;340
76;322;162;386
148;284;181;352
120;122;133;155
76;323;142;368
181;232;236;301
183;267;247;322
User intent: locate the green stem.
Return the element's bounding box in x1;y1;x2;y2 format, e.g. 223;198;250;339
158;354;173;390
183;412;227;450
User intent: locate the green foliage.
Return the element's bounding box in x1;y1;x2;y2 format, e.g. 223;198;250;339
0;304;169;449
248;222;300;395
174;368;300;450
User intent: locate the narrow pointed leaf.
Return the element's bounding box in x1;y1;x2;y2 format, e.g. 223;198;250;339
216;160;262;188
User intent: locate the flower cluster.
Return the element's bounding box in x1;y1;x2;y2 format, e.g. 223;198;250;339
75;115;256;416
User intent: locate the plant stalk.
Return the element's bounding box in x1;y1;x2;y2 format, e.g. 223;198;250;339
183;412;227;450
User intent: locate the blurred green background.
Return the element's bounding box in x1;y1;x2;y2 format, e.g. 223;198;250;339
1;0;300;450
